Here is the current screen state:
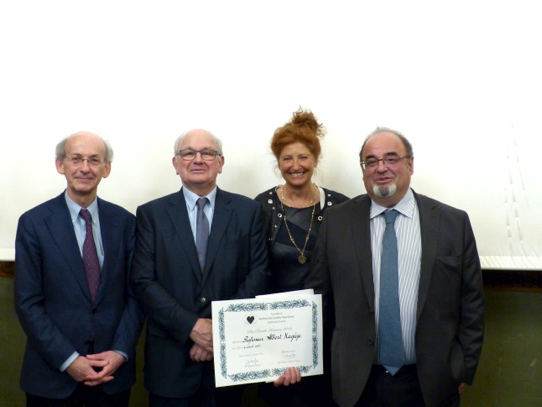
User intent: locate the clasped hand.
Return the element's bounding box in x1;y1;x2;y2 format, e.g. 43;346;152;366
66;351;125;386
189;318;214;362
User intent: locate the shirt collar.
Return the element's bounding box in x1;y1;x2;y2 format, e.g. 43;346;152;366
64;190;99;225
370;188;415;220
182;186;218;211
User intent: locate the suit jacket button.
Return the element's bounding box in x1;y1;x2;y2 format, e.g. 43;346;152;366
367;339;374;346
200;297;207;304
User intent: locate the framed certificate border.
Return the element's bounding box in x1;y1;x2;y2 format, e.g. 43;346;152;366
215;297;321;385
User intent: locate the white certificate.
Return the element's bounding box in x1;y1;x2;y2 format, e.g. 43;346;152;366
212;293;323;387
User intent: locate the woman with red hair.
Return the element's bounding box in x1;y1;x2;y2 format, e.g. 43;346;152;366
254;108;348;406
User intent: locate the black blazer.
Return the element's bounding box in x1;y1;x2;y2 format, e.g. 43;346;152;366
306;190;484;407
15;193;143;398
131;187;269;398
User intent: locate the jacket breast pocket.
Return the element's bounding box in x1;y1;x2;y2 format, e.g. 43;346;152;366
436;255;461;276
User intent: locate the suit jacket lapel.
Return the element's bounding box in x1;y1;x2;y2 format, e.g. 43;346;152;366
45;194;93;302
167;190;202;284
415;192;439;321
202;188;231;284
352;195;375;312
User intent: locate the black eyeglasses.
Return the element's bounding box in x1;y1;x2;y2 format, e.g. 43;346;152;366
360;154;411;170
176;149;220;161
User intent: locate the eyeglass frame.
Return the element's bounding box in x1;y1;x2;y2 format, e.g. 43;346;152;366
176;149;221;161
360;153;412;170
63;155;106;167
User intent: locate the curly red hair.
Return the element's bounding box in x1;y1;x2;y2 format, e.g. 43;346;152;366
271;108;325;160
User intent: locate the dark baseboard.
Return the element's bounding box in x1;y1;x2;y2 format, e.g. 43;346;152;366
0;261;14;278
2;261;541;292
482;269;542;293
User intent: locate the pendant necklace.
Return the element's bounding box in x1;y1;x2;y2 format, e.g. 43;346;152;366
279;185;317;264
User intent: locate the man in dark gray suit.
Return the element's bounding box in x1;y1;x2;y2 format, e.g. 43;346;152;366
15;131;143;406
306;127;484;407
131;129;271;406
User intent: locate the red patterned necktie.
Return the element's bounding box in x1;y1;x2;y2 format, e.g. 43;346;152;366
80;209;100;302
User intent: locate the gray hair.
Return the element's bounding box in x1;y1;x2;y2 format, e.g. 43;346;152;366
55;132;114;162
173;129;223;156
359;126;413;162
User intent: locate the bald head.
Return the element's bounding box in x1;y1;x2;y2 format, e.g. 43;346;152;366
56;131;114;163
173;129;223;156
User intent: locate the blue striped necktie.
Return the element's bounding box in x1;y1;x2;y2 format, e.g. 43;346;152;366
378;209;404;375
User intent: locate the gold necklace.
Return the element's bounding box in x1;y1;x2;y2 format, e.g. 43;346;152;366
280;185;316;208
279;198;316;265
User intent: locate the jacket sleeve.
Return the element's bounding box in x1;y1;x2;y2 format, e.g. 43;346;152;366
110;215;145;358
232;202;270;299
459;213;484;384
14;214;77;369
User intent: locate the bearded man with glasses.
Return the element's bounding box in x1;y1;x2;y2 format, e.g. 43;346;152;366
305;127;484;407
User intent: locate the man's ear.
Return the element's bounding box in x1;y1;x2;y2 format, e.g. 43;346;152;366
55;158;65;175
103;162;112;178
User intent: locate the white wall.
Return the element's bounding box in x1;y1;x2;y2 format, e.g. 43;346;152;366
1;1;541;269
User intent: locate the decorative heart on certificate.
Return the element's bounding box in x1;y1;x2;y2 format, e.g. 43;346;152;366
246;316;255;324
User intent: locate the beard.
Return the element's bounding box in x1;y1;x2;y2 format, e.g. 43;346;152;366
373;182;397;198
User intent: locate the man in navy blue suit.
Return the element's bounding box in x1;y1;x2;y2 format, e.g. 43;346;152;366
15;131;143;407
131;129;273;407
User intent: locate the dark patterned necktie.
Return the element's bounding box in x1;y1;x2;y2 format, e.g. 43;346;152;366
80;209;100;302
196;198;209;271
378;209;404;375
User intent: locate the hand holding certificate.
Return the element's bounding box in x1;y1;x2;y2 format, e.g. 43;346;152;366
212;290;323;387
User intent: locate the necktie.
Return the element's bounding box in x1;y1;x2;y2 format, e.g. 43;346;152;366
80;209;100;303
196;198;210;270
378;209;404;375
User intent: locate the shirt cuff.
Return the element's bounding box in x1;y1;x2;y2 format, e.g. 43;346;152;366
114;350;128;362
60;351;79;372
